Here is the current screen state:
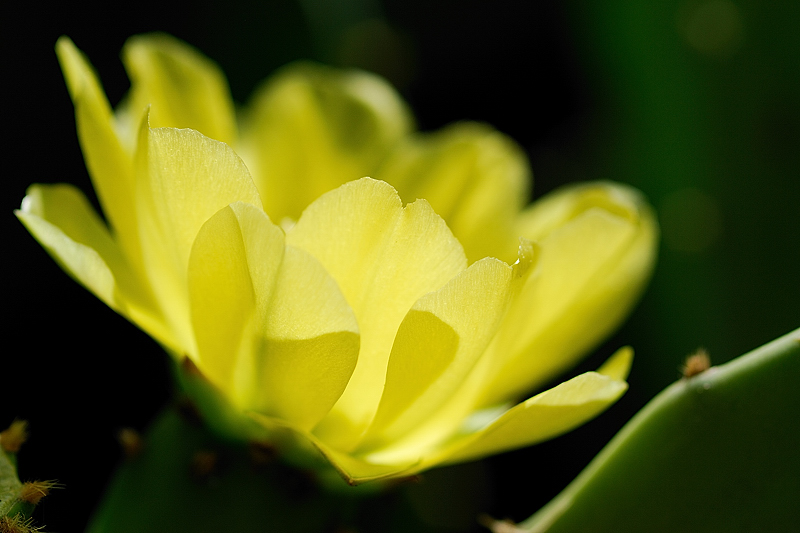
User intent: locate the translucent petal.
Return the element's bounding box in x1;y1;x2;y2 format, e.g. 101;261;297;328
433;349;632;467
597;345;634;381
134;125;261;350
252;243;360;430
378;122;530;263
189;203;359;430
481;182;657;405
516;181;648;241
239;63;414;222
287;178;466;448
187;204;269;400
136;126;261;278
314;438;418;486
55;37;145;278
359;257;514;451
248;413;417;486
120;33;237;145
16;184;123;312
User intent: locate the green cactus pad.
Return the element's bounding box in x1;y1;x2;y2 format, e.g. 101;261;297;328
0;442;24;518
1;420;50;531
516;328;800;533
86;404;482;533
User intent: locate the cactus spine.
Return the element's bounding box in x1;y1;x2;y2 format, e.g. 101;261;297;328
1;421;55;533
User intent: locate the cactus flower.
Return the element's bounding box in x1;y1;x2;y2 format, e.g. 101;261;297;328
16;35;658;485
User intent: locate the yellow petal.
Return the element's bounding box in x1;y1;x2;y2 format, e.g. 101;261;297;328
187;203;270;400
136;125;261;278
239;63;414;222
55;37;145;277
597;345;634;381
287;178;466;448
120;33;237;146
189;202;359;430
517;181;650;241
16;184;123;311
313;438;418;486
253;243;360;430
433;350;632;467
248;413;417;486
378;122;530;263
481;182;657;405
359;257;514;452
134;125;261;350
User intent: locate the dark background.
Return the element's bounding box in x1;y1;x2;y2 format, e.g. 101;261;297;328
3;0;799;531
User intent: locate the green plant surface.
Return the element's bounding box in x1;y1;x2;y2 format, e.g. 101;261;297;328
0;445;24;517
86;408;341;533
86;405;482;533
1;421;52;532
512;327;800;533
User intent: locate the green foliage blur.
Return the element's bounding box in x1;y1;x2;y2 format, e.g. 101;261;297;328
3;0;798;531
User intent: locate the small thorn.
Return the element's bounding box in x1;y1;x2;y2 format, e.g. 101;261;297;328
681;348;711;378
19;480;61;506
181;355;204;378
1;420;29;453
176;397;203;426
117;428;144;460
0;515;40;533
248;440;278;468
190;450;219;482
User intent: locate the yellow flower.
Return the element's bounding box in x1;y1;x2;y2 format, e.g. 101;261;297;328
16;35;658;485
